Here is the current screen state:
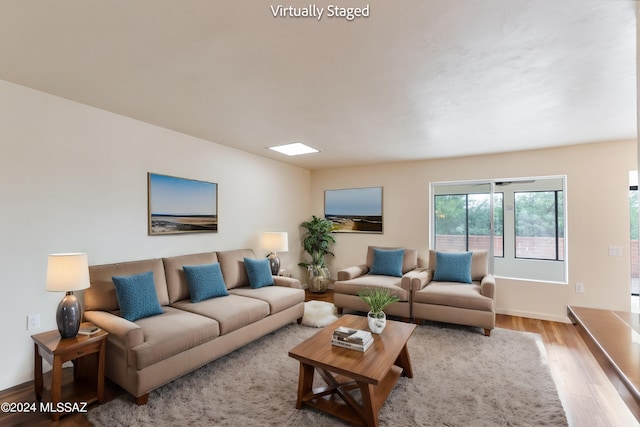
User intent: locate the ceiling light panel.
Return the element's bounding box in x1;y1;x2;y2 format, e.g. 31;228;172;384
268;143;319;156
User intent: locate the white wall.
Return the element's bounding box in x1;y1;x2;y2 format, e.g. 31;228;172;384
312;139;636;322
0;80;311;391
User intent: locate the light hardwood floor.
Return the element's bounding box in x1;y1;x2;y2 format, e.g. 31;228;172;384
1;311;637;426
497;315;638;427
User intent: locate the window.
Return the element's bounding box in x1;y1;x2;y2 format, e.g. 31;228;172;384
431;177;567;283
514;191;564;261
434;193;503;256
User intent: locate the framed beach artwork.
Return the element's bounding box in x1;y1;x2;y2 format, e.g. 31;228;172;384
148;173;218;235
324;187;383;233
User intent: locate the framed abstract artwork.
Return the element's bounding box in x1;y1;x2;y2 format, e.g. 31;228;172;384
148;173;218;235
324;187;383;233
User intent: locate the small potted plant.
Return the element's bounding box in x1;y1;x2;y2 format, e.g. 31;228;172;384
358;288;400;334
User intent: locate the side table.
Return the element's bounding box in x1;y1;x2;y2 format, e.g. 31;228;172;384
304;288;334;303
31;323;108;421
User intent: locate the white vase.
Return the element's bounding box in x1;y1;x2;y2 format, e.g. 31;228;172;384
367;311;386;334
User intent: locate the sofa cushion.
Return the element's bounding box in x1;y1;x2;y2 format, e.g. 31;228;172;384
366;246;417;274
87;258;170;312
414;282;494;311
433;251;472;283
112;271;164;322
429;250;489;281
183;263;229;302
128;306;220;370
334;275;409;301
244;257;274;288
171;294;270;335
217;249;256;289
229;286;304;314
369;248;404;277
163;252;218;303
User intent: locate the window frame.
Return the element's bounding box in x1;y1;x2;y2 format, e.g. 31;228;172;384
433;192;504;257
513;190;564;262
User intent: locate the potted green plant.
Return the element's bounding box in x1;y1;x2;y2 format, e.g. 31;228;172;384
358;288;400;334
298;215;337;293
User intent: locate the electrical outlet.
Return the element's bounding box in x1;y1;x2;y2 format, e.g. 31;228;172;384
575;282;584;294
27;313;40;330
608;246;622;257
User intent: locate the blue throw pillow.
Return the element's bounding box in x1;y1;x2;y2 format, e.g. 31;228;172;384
433;251;473;284
369;248;405;277
183;263;229;303
244;257;274;289
112;271;164;321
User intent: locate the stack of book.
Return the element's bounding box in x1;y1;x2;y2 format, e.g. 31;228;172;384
331;326;374;352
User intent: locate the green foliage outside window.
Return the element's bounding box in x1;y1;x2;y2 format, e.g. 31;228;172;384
514;191;564;238
434;194;503;236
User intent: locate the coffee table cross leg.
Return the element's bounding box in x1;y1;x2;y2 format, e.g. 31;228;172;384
296;362;315;409
395;344;414;378
318;369;365;420
358;382;379;427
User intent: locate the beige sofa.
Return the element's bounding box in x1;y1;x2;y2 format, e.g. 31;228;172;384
84;249;304;404
411;250;496;336
333;246;421;318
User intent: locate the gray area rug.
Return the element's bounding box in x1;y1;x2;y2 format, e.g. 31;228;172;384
88;321;568;426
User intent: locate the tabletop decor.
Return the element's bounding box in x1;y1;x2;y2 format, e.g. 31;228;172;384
46;253;90;338
358;288;400;334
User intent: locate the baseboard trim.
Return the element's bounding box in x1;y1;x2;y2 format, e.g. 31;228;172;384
496;308;571;324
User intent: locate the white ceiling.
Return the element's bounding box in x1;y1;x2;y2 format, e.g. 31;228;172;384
0;0;636;170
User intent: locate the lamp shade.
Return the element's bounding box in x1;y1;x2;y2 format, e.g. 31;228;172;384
46;253;90;292
262;232;289;253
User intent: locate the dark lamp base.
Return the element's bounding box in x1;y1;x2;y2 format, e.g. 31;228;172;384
268;253;280;276
56;292;81;338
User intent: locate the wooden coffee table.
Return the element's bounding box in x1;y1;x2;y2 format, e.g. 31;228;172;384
288;314;416;427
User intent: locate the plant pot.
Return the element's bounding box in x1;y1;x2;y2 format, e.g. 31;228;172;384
308;265;330;293
367;310;386;334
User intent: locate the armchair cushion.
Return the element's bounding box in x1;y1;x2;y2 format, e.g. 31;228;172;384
334;275;409;301
414;282;493;312
369;248;404;277
432;251;472;284
428;250;489;281
366;246;417;274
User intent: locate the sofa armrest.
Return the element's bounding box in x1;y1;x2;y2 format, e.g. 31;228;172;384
405;269;432;291
337;265;369;281
84;310;144;348
480;275;496;299
273;275;301;289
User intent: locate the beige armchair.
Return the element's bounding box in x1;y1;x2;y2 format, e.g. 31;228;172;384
333;246;419;318
411;250;496;336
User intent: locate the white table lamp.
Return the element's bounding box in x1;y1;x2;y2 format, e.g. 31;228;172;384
262;232;289;275
46;253;90;338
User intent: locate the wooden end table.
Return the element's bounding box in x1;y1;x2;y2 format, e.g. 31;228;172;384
31;323;108;421
288;314;415;427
